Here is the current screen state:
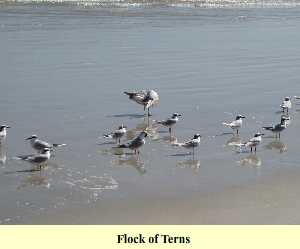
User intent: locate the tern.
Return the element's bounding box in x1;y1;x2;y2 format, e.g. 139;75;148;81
173;134;201;156
14;148;51;170
222;115;246;134
124;90;159;116
238;132;264;153
118;131;148;155
155;113;182;135
263;115;290;139
26;135;66;152
280;97;292;113
0;125;10;139
103;125;127;144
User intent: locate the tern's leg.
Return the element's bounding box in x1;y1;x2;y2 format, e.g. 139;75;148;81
251;147;253;153
255;147;257;153
147;107;152;117
279;133;281;139
237;129;239;135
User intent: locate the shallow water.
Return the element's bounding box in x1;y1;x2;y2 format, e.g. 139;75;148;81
1;4;300;224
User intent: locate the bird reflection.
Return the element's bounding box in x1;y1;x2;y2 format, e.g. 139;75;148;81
238;154;262;167
0;139;7;165
161;135;178;143
111;155;146;175
126;118;160;141
225;135;241;147
265;140;287;153
177;159;201;174
17;172;49;190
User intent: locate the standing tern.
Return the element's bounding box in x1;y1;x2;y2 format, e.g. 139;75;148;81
155;113;182;135
103;125;127;144
124;90;159;116
280;97;292;113
118;131;148;155
238;132;264;153
14;148;51;171
173;134;201;156
263;115;290;139
26;135;66;152
222;115;246;134
0;125;10;139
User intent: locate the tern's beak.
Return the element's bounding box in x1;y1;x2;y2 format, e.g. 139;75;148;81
25;137;32;140
5;126;11;129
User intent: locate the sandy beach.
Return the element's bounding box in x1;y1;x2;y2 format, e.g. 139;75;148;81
1;3;300;224
23;166;300;224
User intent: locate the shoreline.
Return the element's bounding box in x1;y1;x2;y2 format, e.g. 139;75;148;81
27;166;300;225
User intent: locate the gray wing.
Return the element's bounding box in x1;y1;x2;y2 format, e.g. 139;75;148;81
274;124;285;132
182;140;198;148
33;139;52;151
28;155;48;164
128;137;144;150
161;119;176;126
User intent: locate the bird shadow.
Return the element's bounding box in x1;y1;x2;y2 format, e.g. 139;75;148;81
97;141;116;146
168;152;192;157
106;113;146;119
216;132;235;137
4;168;42;175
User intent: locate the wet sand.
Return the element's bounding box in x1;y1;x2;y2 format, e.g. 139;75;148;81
1;5;300;224
27;166;300;224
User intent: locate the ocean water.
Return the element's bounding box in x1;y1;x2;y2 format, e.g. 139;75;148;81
1;3;300;224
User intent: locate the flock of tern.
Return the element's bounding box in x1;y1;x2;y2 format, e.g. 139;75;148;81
0;92;298;170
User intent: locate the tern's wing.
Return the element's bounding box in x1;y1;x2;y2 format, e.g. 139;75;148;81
128;137;144;149
159;119;175;126
33;139;52;150
28;155;48;164
15;154;36;160
181;139;198;148
230;120;241;128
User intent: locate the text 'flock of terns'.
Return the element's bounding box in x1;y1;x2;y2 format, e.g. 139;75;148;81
0;93;298;170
